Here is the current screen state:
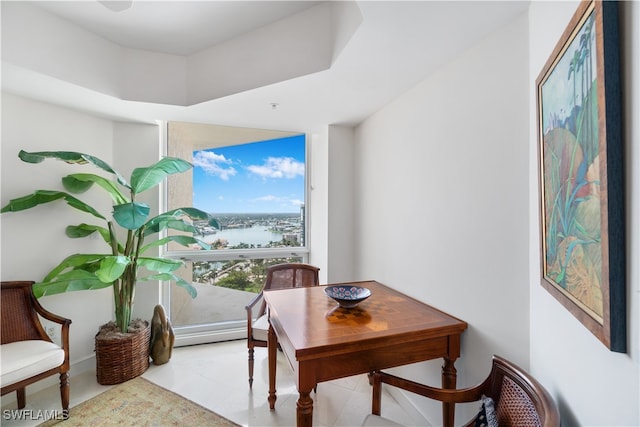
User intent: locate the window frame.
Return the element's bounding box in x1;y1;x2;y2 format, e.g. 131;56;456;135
159;121;311;345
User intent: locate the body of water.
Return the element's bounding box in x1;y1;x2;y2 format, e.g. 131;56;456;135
201;225;284;247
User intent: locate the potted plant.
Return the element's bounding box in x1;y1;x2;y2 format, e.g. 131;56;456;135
1;150;217;384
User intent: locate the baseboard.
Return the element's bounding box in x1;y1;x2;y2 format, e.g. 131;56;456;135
174;327;245;347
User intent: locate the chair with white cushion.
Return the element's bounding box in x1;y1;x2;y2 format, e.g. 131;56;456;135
244;263;319;387
1;281;72;414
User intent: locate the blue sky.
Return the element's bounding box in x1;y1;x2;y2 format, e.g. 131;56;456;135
540;11;595;133
192;135;305;213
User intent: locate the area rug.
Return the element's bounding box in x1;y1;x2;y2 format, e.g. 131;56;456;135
40;377;239;426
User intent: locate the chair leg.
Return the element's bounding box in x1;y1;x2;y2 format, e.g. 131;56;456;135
371;372;382;415
248;347;255;388
16;388;26;409
60;372;70;417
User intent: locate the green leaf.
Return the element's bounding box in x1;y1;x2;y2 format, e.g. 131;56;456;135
130;157;192;194
43;253;108;282
112;202;150;230
62;175;93;193
208;217;220;229
143;207;216;235
1;190;106;220
140;235;211;253
96;256;130;282
143;219;196;237
173;275;197;298
165;207;212;221
65;225;95;238
18;150;130;189
65;224;125;253
139;273;197;298
137;257;183;273
33;270;112;298
63;173;129;204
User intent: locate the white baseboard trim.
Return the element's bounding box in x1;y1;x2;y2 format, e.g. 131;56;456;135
174;327;245;347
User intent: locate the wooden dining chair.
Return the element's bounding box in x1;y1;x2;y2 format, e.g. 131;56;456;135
245;263;320;387
1;281;72;415
365;354;560;427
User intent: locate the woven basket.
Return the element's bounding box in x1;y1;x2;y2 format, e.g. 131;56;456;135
95;321;150;385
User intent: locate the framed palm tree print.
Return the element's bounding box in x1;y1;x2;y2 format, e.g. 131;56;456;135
536;0;625;352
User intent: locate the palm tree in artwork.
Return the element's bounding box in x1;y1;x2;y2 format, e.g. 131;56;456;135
567;50;581;115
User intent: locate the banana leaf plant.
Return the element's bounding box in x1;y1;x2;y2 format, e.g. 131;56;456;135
1;150;218;333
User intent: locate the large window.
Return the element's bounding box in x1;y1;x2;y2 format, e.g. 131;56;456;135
163;122;308;342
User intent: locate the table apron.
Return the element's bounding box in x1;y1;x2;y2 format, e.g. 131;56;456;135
293;336;451;390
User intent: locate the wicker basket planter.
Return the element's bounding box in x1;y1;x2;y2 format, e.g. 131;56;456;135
95;320;150;385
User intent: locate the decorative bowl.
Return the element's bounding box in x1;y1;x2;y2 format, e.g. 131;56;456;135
324;285;371;308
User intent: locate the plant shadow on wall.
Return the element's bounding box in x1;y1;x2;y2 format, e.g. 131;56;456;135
1;151;218;382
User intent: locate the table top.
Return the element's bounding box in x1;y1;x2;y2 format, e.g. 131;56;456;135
263;280;467;360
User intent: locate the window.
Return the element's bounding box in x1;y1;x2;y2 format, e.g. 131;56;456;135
163;122;308;343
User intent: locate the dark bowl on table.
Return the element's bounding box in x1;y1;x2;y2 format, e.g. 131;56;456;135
324;285;371;308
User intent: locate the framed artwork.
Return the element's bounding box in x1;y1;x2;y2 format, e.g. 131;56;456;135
535;0;625;352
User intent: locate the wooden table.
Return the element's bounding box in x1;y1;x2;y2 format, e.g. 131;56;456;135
264;280;467;427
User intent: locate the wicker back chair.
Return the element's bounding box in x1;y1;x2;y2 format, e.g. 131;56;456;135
1;281;72;414
367;355;560;427
245;263;320;387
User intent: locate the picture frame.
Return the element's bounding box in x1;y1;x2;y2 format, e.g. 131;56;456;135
535;0;625;352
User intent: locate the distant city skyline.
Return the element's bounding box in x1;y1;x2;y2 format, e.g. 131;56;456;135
192;134;305;214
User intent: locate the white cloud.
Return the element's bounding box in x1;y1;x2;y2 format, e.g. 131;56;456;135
255;195;278;202
248;157;304;179
193;151;237;181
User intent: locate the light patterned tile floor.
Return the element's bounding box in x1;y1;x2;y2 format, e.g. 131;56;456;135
1;339;427;426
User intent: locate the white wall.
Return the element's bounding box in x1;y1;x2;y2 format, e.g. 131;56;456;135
112;121;163;320
309;125;357;284
0;94;163;374
327;125;356;283
1;94;114;367
352;2;639;425
309;128;329;284
353;11;530;424
528;2;639;426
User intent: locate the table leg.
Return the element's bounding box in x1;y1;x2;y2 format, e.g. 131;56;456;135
268;321;277;410
441;356;458;427
296;389;313;427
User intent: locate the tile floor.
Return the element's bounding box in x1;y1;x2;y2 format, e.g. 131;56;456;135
1;339;427;426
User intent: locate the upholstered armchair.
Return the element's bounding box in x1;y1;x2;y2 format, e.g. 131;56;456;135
1;281;72;415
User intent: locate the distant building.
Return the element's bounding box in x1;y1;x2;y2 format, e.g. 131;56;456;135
283;233;299;244
300;204;305;246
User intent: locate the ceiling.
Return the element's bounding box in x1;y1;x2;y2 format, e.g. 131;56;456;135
2;1;530;133
34;1;324;56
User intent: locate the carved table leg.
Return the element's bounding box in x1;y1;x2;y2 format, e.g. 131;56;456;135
296;390;314;427
268;322;277;410
441;356;458;427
